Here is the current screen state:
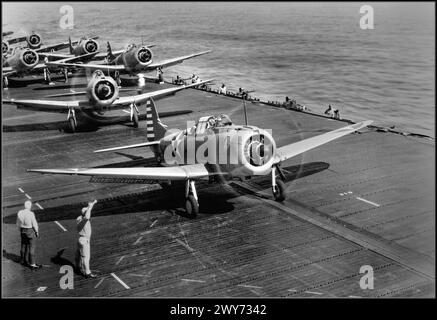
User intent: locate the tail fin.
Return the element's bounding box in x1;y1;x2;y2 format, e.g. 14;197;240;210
145;97;167;141
68;36;73;55
106;41;115;61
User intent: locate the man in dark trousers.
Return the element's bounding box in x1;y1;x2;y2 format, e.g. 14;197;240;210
16;201;41;269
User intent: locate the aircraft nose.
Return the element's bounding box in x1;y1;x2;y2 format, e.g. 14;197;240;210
97;84;111;98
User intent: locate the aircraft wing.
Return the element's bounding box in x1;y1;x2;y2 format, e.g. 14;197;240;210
274;121;373;164
3;99;80;113
35;40;79;53
112;79;213;107
35;36;98;53
2;63;47;76
37;52;72;60
3;79;211;113
6;36;27;45
46;61;126;71
28;163;211;181
146;50;212;70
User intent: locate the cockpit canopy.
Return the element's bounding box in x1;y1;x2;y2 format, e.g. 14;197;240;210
195;114;232;135
125;43;137;52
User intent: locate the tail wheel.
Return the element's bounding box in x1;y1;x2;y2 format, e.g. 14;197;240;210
68;117;76;133
132;111;139;128
185;195;199;218
273;180;286;202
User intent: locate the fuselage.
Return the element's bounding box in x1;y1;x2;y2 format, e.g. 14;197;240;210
154;119;276;179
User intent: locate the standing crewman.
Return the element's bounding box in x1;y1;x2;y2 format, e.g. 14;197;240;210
138;74;146;94
63;67;68;83
75;199;97;278
16;201;41;269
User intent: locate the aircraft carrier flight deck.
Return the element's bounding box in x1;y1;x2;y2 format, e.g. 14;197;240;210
2;78;434;297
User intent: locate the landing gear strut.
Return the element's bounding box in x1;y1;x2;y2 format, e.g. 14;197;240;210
130;102;139;128
67;107;77;132
184;180;199;218
271;166;286;202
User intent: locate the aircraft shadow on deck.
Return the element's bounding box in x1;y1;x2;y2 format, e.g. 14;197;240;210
2;110;192;133
3;162;329;224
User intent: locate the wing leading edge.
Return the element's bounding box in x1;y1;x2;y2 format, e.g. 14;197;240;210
274;120;373;164
28;164;211;181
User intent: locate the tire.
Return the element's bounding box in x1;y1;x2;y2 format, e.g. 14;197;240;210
68;117;76;133
185;195;199;218
132;111;139;128
273;180;286;202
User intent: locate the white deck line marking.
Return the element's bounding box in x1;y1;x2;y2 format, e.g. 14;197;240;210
115;256;125;265
175;238;194;252
54;221;67;232
24;193;32;200
150;220;158;228
305;291;323;295
110;273;130;289
356;196;380;207
129;273;150;277
181;279;206;283
18;188;24;193
36;203;44;210
237;284;262;289
94;277;105;288
133;236;143;245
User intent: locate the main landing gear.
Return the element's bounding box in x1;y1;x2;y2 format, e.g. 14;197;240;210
130;102;139;128
67;107;77;132
185;180;199;218
271;166;286;202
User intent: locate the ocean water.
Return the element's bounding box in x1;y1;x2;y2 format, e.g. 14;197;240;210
2;2;435;136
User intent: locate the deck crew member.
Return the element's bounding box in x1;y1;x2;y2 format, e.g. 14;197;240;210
43;56;51;84
16;201;41;269
63;67;68;83
219;83;227;95
156;67;164;84
75;199;97;278
324;104;333;116
333;108;341;119
137;73;146;94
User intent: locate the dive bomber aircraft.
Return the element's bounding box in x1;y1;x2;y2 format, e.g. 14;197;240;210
27;97;372;217
4;70;213;131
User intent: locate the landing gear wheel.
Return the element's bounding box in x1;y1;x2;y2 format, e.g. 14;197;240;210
132;111;139;128
273;180;286;202
185;195;199;218
68;117;76;133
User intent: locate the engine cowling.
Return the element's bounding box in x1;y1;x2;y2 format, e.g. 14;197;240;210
86;71;119;107
5;48;39;72
121;45;153;71
26;33;42;49
74;38;100;56
2;41;9;55
235;128;276;176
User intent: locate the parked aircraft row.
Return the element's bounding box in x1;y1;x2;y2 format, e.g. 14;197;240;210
3;30;372;217
2;31;211;82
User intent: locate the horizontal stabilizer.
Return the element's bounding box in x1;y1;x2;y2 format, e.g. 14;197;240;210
94;141;160;153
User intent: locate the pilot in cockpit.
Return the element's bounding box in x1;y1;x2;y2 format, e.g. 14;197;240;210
126;44;136;52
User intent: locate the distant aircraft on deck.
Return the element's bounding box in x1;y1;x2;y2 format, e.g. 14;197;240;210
4;70;213;132
47;42;211;75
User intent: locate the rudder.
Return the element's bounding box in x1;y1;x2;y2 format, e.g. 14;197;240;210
145;98;167;141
